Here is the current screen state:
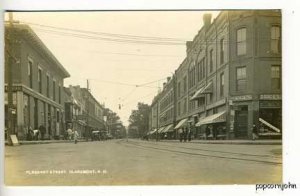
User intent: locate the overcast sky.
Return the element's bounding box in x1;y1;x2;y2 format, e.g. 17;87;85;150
8;11;219;126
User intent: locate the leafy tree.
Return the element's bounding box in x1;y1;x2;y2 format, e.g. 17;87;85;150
128;102;150;138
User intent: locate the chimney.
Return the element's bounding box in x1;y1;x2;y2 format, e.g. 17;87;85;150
167;77;171;82
186;41;193;55
203;13;212;27
163;82;166;88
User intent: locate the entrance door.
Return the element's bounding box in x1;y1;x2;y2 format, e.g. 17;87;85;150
234;106;248;138
34;98;38;129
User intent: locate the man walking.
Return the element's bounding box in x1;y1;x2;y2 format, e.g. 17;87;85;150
74;129;79;144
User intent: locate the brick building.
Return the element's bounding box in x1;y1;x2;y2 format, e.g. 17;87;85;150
149;10;282;140
5;23;70;140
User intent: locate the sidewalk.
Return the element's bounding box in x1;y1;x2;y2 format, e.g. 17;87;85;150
158;139;282;145
5;139;89;145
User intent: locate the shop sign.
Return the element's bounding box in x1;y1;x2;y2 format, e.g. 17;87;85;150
4;85;22;92
259;101;281;108
260;94;281;100
231;95;252;101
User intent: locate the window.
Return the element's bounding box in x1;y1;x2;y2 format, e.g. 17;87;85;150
220;72;225;97
58;85;61;104
183;98;187;114
209;49;213;72
177;102;181;115
183;76;187;93
46;75;50;97
271;65;281;90
177;82;181;97
53;80;56;101
38;68;42;93
237;28;247;55
196;62;200;81
28;60;33;88
271;26;281;54
236;67;247;91
220;39;225;64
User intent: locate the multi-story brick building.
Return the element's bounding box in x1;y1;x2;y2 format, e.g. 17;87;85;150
5;23;70;140
63;85;106;139
157;76;176;138
149;10;282;140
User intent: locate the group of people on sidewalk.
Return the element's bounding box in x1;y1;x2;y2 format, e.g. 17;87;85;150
26;125;46;141
178;127;192;142
25;124;79;144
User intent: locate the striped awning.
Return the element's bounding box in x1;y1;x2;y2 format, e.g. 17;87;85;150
157;126;166;133
195;111;226;127
162;124;174;133
175;118;188;129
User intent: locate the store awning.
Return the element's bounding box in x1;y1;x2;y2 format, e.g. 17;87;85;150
157;126;166;133
202;82;213;94
149;128;157;135
195;111;226;127
77;120;87;126
259;118;281;133
175;118;188;129
190;87;205;101
162;124;174;133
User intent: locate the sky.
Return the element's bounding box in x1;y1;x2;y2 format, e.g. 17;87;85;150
7;11;219;126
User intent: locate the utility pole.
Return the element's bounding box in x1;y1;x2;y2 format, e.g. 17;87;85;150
6;12;14;145
85;79;90;141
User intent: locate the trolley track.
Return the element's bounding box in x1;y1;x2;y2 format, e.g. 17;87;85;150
116;139;282;165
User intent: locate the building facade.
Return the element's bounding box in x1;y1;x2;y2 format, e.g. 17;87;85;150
149;10;282;140
64;85;106;139
5;23;70;140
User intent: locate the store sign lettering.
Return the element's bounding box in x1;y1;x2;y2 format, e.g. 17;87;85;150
260;94;281;100
231;95;252;101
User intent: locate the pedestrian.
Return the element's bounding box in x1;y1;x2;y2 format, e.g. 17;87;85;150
188;128;192;142
33;127;40;141
178;128;183;142
205;125;210;140
183;127;187;142
252;124;259;140
73;129;79;144
67;125;73;141
39;124;46;140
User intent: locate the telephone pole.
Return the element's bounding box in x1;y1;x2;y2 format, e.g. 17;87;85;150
6;12;15;145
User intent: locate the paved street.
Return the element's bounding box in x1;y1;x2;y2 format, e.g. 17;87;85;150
5;139;282;185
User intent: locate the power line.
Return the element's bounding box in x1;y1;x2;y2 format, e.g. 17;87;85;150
32;27;186;46
22;21;188;41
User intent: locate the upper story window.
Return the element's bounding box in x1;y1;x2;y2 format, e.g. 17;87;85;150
38;68;42;93
237;28;247;56
177;82;181;97
236;67;247;91
209;49;213;73
183;76;187;93
28;59;33;88
271;26;281;54
271;65;281;90
220;38;225;64
53;80;56;101
46;75;50;98
220;72;225;97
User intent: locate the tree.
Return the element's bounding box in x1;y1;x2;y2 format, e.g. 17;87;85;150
104;108;124;138
128;102;150;138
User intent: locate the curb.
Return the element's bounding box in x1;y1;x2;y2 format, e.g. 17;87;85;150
152;140;282;145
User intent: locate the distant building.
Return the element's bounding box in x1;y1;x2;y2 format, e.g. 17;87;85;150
149;10;282;140
5;23;70;140
64;85;106;139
